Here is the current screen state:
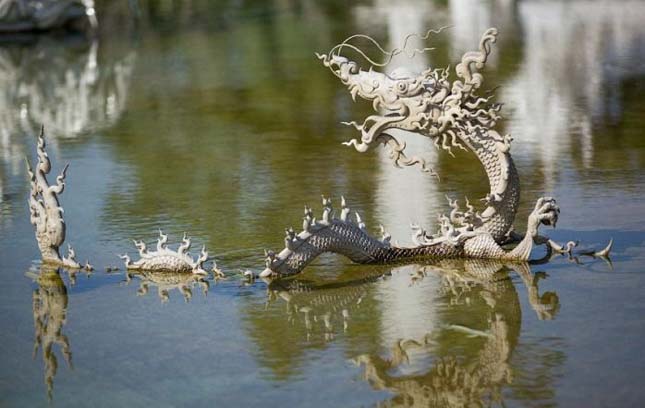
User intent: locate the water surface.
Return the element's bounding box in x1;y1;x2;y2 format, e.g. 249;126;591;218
1;1;644;406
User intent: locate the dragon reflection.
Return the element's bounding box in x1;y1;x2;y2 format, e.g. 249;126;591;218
251;260;561;406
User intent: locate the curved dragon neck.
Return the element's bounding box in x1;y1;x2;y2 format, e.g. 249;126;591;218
467;130;520;241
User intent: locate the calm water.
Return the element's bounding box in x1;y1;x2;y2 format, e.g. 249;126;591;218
1;0;645;406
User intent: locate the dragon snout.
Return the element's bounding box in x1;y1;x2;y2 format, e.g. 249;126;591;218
316;53;359;80
316;53;348;69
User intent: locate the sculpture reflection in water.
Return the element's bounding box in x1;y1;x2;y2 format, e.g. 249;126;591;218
123;269;210;304
259;260;560;406
26;265;72;402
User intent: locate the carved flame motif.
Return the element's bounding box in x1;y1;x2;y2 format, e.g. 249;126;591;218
26;127;89;269
120;230;209;275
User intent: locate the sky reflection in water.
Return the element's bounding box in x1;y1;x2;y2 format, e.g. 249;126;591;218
0;0;644;406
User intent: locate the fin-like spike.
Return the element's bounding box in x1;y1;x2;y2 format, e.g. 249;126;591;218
355;212;366;230
379;224;391;245
285;228;296;250
340;196;351;221
595;238;613;258
321;196;333;223
548;240;577;254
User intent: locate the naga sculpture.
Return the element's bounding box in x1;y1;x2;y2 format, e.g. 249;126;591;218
119;230;209;275
260;28;610;278
26;127;91;270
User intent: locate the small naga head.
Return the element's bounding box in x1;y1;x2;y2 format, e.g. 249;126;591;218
317;27;500;173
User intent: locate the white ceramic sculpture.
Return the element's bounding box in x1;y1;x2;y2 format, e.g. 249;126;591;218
26;127;91;270
261;28;611;277
119;231;209;275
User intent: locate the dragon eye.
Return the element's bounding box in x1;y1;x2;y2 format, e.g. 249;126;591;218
397;82;408;92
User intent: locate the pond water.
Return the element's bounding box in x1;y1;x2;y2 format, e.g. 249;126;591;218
1;0;645;406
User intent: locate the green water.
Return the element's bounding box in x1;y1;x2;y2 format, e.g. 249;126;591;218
1;1;644;406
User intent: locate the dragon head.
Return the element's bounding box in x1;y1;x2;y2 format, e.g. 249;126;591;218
317;28;501;173
319;53;446;133
318;53;434;108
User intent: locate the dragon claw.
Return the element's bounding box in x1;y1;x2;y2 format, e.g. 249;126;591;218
528;197;560;233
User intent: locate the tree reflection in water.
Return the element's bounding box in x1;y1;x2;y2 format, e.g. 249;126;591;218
252;260;561;406
0;34;134;141
0;31;135;221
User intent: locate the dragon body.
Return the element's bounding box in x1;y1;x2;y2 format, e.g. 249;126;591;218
261;28;561;278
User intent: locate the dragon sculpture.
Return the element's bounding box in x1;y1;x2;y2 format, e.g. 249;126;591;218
260;28;610;278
